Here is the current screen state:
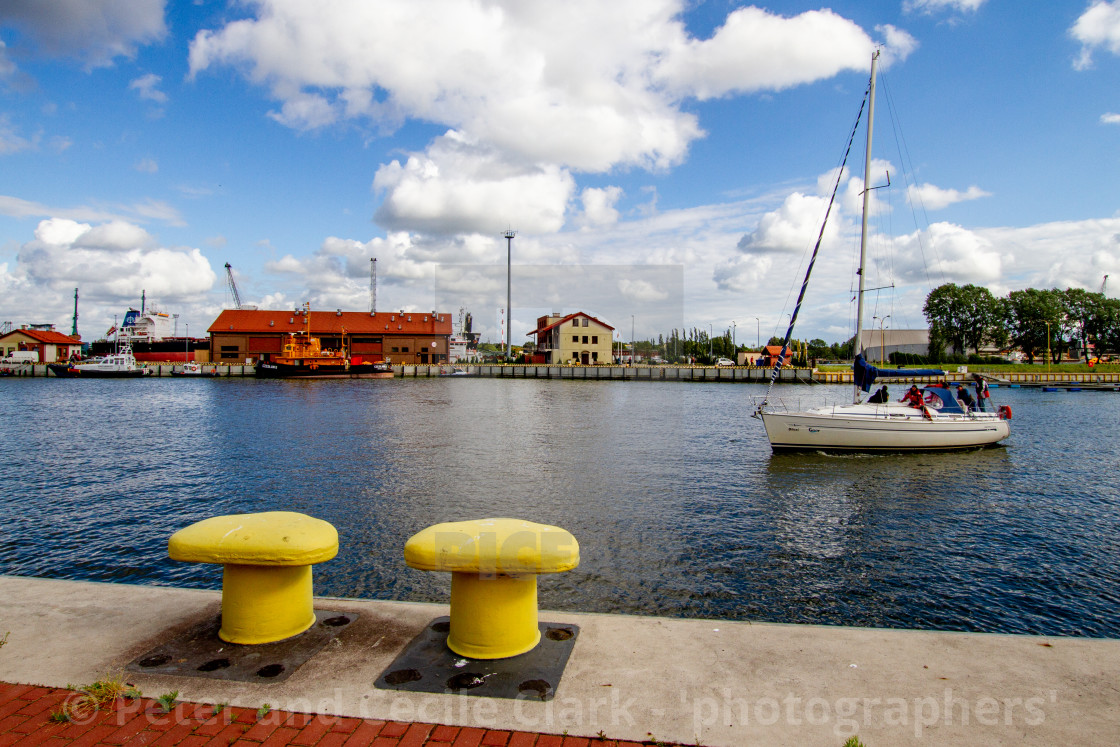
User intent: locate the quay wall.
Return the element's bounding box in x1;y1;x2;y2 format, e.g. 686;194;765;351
4;362;1120;385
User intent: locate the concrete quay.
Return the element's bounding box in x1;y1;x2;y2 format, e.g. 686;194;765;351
5;361;1120;387
1;575;1117;746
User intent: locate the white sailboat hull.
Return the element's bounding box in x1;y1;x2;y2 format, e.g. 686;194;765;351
760;403;1010;452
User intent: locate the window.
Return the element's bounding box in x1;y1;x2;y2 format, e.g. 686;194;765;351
352;336;382;344
592;336;598;344
572;335;579;343
391;346;400;353
592;352;598;361
220;352;240;359
401;347;409;353
572;320;579;327
582;318;588;327
582;336;588;344
421;346;429;352
220;345;239;352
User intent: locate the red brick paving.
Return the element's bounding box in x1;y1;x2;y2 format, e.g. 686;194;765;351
0;684;683;747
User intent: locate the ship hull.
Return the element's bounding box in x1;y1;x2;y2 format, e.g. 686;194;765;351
760;406;1009;452
48;364;148;379
90;338;209;362
254;361;393;379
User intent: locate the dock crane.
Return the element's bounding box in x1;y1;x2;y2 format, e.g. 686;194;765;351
225;263;243;310
1101;275;1109;295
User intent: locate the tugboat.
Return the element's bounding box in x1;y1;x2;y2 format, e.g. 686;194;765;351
254;303;393;379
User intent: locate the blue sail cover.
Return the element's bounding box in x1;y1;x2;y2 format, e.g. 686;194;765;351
854;354;945;392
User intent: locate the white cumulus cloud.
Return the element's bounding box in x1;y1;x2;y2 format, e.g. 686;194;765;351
908;183;991;210
1071;0;1120;70
577;187;624;228
187;0;894;237
903;0;987;14
373;131;575;235
0;217;217;335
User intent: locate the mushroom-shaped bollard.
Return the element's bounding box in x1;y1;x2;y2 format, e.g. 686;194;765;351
168;511;338;645
404;518;579;659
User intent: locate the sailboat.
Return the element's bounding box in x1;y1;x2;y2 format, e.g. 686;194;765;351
754;51;1011;452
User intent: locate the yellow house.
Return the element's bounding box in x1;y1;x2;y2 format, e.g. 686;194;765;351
528;312;615;365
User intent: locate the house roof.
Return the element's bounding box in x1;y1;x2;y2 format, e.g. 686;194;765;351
0;329;81;345
208;309;454;336
527;311;615;338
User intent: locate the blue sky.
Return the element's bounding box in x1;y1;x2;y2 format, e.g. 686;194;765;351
1;0;1118;347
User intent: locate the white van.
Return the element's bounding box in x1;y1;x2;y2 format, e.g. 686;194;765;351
1;351;38;364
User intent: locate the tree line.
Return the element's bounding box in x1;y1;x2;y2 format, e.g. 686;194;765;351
924;283;1118;364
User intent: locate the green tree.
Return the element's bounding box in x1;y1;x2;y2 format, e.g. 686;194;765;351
1006;288;1062;364
1062;288;1107;363
923;283;1001;357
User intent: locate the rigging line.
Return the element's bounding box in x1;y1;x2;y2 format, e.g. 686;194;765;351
754;80;871;417
879;73;943;291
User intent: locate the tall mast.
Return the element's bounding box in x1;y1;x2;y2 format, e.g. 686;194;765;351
853;49;879;404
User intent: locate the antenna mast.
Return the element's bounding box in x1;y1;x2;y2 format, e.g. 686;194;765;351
72;288;79;338
224;263;243;310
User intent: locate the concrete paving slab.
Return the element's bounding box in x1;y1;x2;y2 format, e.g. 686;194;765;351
0;575;1117;746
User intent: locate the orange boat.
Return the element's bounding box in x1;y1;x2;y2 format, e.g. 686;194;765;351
254;303;393;379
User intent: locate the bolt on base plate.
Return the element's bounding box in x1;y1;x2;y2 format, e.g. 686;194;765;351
126;610;357;683
374;616;579;701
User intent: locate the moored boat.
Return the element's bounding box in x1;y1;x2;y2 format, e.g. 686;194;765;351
170;362;221;377
254;303;394;379
48;346;150;378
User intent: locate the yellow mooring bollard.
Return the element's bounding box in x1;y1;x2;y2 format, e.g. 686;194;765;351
168;511;338;644
404;518;579;659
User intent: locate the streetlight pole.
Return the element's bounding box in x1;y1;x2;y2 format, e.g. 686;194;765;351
631;315;635;366
732;320;736;355
503;229;516;358
708;323;713;358
755;317;759;349
1045;320;1051;375
873;315;889;365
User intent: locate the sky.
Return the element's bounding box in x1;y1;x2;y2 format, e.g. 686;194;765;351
1;0;1119;348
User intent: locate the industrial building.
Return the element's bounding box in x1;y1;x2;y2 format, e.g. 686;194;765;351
208;308;454;365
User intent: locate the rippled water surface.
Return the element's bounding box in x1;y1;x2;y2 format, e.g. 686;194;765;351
2;376;1118;637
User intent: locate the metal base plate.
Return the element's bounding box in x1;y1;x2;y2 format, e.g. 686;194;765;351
374;616;578;701
125;610;357;683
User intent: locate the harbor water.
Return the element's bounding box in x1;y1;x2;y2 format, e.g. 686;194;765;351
1;377;1118;638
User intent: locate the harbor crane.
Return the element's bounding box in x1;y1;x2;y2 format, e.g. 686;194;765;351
1101;275;1109;295
225;263;243;310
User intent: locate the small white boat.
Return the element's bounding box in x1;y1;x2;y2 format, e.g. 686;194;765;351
755;51;1011;452
48;346;150;378
170;362;220;377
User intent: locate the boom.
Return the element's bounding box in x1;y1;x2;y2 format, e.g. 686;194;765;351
225;263;243;310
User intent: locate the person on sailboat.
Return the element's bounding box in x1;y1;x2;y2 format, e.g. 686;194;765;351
900;385;922;408
971;373;990;411
956;385;977;412
867;385;889;403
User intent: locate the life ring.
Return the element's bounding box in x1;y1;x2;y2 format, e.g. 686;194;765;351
998;405;1012;420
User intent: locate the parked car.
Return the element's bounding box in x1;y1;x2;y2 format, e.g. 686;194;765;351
715;358;734;366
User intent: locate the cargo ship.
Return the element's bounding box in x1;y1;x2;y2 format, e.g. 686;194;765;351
90;304;209;363
254;303;393;379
